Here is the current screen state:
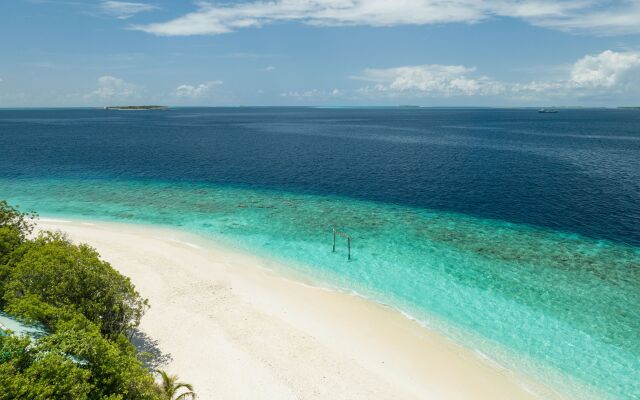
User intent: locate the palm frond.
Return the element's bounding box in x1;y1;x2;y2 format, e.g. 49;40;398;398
174;382;194;392
175;392;196;400
156;369;196;400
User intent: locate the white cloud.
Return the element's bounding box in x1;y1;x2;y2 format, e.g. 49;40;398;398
131;0;639;37
354;50;640;99
281;89;321;98
569;50;640;88
175;80;223;98
265;66;276;71
280;88;344;98
354;64;505;97
531;3;640;35
85;76;141;100
101;1;158;20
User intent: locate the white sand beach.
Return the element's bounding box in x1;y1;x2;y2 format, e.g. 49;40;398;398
38;219;565;400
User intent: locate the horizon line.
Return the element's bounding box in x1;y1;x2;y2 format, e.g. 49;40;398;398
0;105;637;110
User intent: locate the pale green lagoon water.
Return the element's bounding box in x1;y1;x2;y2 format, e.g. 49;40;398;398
0;312;46;338
1;178;638;400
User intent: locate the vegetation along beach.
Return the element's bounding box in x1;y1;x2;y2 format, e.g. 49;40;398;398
2;1;640;399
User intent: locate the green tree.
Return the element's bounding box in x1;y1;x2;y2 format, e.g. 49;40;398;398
156;370;196;400
0;200;36;240
40;315;160;400
0;201;35;299
0;304;160;400
0;201;163;399
0;226;22;302
0;335;92;400
3;232;148;337
0;226;21;265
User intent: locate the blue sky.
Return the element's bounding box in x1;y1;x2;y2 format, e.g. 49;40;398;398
1;0;640;107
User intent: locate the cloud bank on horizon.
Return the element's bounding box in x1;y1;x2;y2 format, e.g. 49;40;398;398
74;50;640;105
354;50;640;99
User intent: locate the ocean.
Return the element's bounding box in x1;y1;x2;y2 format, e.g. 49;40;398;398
1;107;638;399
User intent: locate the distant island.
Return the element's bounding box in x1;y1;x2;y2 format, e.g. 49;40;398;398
104;105;168;110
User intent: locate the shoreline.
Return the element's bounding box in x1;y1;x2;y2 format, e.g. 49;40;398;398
38;217;568;400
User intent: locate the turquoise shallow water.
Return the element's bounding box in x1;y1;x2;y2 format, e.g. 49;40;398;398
1;177;638;400
0;312;46;337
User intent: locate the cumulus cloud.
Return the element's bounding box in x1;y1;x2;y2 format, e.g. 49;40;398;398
85;76;141;100
569;50;640;88
131;0;638;36
354;50;640;99
175;80;223;98
354;64;505;97
101;1;158;19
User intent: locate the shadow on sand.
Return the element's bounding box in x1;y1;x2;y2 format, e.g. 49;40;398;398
129;329;173;370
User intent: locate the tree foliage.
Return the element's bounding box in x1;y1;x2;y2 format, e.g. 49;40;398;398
0;201;195;400
0;200;36;240
0;201;36;293
3;232;147;337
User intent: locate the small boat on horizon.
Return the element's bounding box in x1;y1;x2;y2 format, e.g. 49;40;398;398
538;108;559;113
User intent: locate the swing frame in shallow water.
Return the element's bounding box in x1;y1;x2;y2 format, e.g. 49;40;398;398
332;228;352;260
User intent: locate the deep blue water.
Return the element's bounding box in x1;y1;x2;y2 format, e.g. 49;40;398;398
1;107;639;399
1;107;639;246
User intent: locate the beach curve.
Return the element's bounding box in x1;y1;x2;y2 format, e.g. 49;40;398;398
37;218;566;400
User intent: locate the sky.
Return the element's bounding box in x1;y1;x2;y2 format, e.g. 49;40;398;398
1;0;640;107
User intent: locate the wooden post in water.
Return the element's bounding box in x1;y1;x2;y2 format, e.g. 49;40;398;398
348;237;351;260
332;228;336;252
